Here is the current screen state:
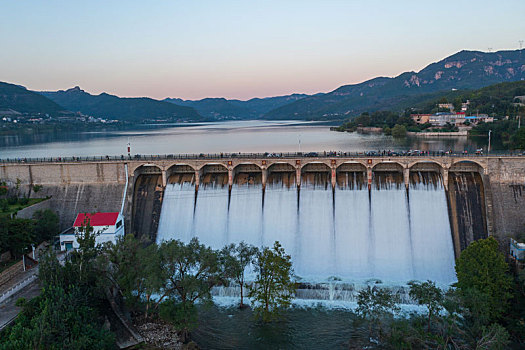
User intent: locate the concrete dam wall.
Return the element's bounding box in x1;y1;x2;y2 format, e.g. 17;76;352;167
0;162;127;230
1;156;524;257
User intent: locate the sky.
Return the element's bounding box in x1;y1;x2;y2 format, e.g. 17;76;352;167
1;0;524;100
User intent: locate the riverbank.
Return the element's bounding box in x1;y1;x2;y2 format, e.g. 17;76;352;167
407;130;468;137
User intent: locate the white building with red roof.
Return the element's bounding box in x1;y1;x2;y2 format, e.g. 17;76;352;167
60;212;125;251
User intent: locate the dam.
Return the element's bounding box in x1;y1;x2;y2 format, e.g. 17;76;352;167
2;153;525;288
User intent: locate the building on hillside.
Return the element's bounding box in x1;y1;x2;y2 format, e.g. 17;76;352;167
428;112;466;126
461;100;470;112
464;114;494;123
438;103;454;112
59;212;124;251
510;239;525;261
411;114;432;124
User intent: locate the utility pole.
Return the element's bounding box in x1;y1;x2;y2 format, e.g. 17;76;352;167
488;130;492;154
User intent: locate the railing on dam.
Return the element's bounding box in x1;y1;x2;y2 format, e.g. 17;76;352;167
1;150;524;164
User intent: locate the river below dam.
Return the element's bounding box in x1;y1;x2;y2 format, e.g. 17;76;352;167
0;120;486;158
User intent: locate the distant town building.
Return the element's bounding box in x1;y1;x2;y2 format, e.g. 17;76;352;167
60;212;124;251
411;112;493;126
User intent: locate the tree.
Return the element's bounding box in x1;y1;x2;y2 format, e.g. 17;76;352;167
3;233;115;349
0;286;115;349
102;234;164;316
391;124;407;138
475;323;510;350
249;241;295;322
158;238;221;342
73;218;102;284
356;285;400;341
32;209;59;243
513;127;525;149
408;280;443;332
220;242;258;309
453;98;463;113
0;217;35;258
455;237;512;322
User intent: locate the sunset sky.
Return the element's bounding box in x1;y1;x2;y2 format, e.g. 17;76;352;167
1;0;524;100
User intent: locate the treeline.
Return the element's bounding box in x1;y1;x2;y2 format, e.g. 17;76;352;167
352;237;524;349
414;81;525;117
333;110;429;137
0;209;58;260
0;225;296;347
1;226;524;348
470;119;525;150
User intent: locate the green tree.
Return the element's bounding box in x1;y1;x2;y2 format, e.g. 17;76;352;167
391;124;407;138
513;127;525;149
453;98;463;113
408;280;443;332
102;234;164;317
73;218;102;284
475;323;510;350
356;285;400;341
2;233;115;349
0;286;115;350
220;241;258;309
158;238;221;342
249;241;295;322
0;217;35;258
32;209;59;243
455;237;512;322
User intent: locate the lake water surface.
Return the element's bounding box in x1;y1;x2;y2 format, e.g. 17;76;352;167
0;120;485;158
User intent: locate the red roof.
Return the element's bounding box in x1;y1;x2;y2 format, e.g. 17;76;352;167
73;212;119;227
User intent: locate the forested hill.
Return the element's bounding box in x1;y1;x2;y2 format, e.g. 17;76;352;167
411;80;525;116
164;94;309;120
263;49;525;120
41;87;203;122
0;82;67;116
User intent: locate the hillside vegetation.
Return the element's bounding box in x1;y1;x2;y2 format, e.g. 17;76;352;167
0;82;66;116
41;87;203;122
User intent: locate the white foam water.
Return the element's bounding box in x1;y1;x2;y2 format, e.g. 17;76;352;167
157;175;457;301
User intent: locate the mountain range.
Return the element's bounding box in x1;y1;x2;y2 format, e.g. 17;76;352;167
0;82;67;116
1;49;524;122
263;49;525;120
164;94;309;120
40;87;202;122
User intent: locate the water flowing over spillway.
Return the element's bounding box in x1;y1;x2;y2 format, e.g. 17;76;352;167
157;171;457;292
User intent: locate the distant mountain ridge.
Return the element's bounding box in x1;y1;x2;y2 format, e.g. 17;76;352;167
41;87;203;122
3;49;524;122
263;49;525;120
164;94;309;120
0;82;67;116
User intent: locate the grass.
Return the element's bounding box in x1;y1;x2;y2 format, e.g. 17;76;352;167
0;198;48;218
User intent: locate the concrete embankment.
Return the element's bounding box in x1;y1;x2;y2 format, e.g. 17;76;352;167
0;162;127;231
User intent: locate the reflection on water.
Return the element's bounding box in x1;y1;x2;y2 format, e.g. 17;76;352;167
0;120;486;158
193;304;356;350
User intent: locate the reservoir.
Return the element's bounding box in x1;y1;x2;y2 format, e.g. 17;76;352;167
0;120;485;159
